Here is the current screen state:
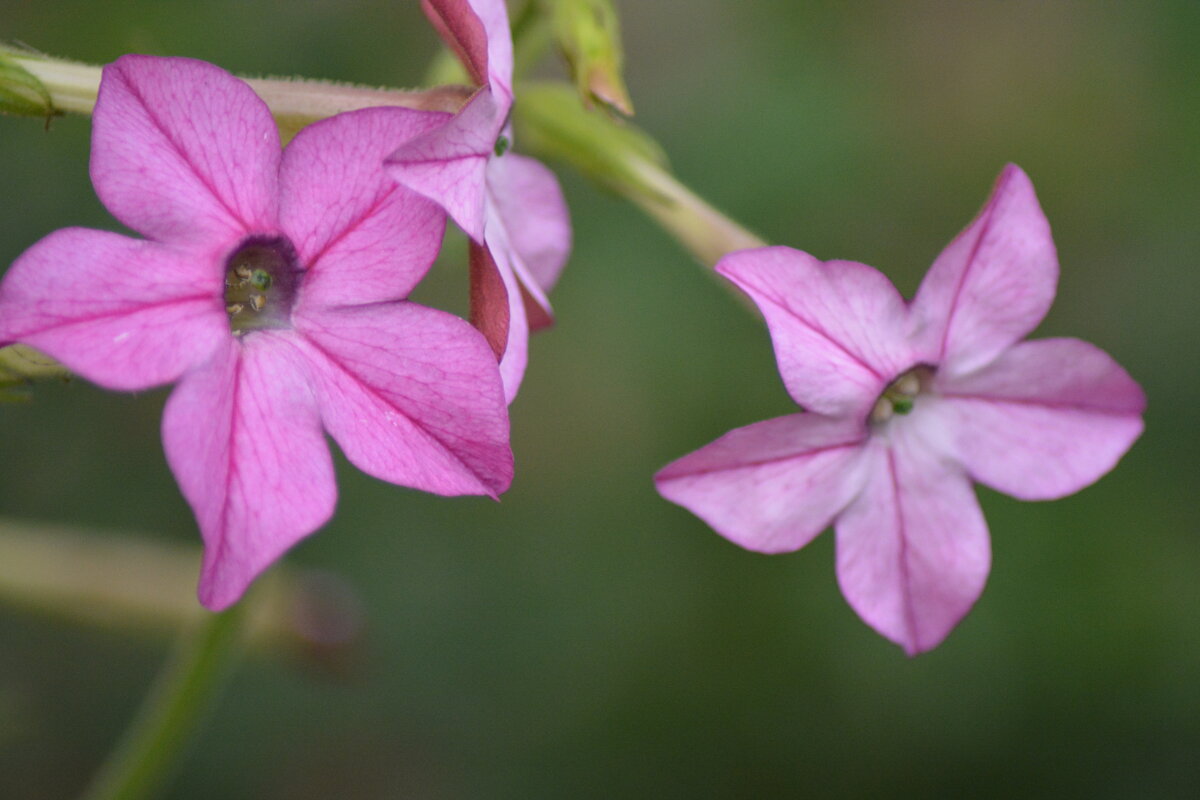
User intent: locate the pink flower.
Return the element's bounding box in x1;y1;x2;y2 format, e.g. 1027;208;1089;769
0;55;513;610
387;0;572;402
655;165;1145;655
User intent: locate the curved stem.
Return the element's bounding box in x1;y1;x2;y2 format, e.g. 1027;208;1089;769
620;154;767;267
513;83;767;268
80;602;249;800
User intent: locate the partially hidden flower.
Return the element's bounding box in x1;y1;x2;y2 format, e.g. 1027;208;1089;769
0;55;513;610
387;0;572;402
655;165;1145;655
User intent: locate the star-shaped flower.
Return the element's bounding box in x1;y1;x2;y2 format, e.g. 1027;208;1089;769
0;55;513;609
655;165;1145;654
387;0;572;402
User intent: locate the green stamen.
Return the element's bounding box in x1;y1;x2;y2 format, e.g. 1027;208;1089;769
223;236;299;333
249;269;272;291
871;366;931;424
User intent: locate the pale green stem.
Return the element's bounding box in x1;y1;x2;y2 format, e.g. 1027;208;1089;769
3;48;470;137
513;83;767;268
0;519;363;657
619;152;767;267
80;602;249;800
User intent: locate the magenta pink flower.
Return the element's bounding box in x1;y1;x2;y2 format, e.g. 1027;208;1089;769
0;55;513;610
655;165;1145;655
387;0;572;402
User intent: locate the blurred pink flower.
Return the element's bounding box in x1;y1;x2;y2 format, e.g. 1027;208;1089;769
0;55;512;610
655;165;1145;654
387;0;572;402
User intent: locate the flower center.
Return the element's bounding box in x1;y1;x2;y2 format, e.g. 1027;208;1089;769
224;236;301;333
870;366;934;425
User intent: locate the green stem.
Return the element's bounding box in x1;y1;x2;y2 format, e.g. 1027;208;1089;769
619;152;767;267
2;47;469;137
514;83;767;268
80;602;250;800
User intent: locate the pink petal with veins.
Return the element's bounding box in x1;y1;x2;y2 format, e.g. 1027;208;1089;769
91;55;280;245
162;334;336;611
656;414;868;554
932;338;1146;500
835;425;991;656
384;89;503;242
0;229;225;389
295;303;512;496
910;164;1058;377
279;107;449;308
718;247;916;417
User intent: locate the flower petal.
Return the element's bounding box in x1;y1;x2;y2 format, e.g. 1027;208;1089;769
835;424;991;655
0;228;226;390
423;0;490;86
162;333;336;611
294;302;512;497
717;247;916;417
91;55;279;245
932;338;1145;500
279;107;449;308
910;164;1057;376
422;0;514;91
488;153;572;321
481;217;534;403
385;89;507;242
469;241;510;361
656;414;868;554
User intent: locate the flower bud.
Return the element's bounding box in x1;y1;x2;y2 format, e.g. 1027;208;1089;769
547;0;634;115
0;50;56;119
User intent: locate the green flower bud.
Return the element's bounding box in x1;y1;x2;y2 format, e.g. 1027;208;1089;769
0;49;56;119
546;0;634;115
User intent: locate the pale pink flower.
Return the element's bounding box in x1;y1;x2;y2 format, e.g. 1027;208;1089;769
387;0;572;402
655;165;1145;654
0;55;513;610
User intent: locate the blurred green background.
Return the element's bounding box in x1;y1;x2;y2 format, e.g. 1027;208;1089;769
2;1;1198;797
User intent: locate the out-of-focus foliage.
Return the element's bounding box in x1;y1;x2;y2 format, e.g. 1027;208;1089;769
1;1;1197;797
